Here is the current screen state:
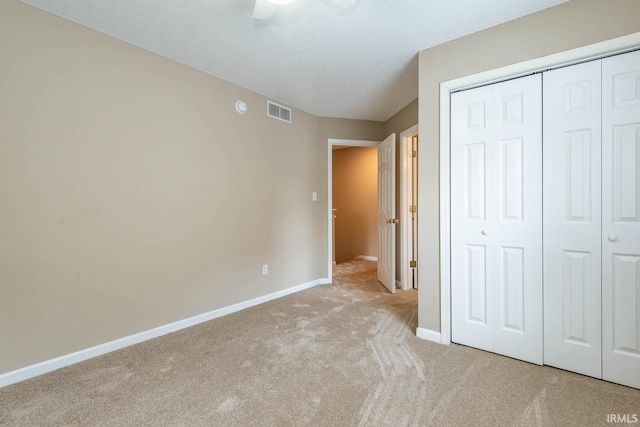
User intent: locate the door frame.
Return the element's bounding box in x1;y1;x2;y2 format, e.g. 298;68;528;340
400;125;418;290
438;32;640;346
327;138;381;280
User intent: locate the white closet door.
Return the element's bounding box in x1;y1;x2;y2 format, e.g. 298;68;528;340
543;61;603;378
602;50;640;389
451;74;543;364
491;75;543;364
451;84;495;353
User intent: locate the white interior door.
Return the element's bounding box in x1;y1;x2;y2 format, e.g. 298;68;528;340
543;60;603;378
602;50;640;389
451;84;494;352
377;133;396;293
491;75;543;364
451;74;543;364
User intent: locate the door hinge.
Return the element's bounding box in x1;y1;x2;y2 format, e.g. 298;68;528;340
410;260;417;268
409;205;417;213
409;150;417;158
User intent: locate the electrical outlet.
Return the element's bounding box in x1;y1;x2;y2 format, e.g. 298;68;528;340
262;264;268;275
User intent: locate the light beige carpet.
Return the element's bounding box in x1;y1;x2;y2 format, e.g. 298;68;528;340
1;259;639;426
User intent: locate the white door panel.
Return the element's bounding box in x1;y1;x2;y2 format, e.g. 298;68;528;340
491;75;543;365
377;133;396;293
451;85;494;352
543;60;602;378
602;50;640;389
451;75;542;364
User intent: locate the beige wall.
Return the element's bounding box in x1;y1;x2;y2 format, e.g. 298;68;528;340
384;99;418;281
320;117;386;142
418;0;640;332
385;98;418;140
332;147;378;262
0;0;386;375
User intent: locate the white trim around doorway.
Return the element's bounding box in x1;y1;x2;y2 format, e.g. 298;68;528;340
327;139;381;281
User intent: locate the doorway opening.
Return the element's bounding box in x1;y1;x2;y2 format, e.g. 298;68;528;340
332;145;378;266
327;136;397;293
328;139;379;281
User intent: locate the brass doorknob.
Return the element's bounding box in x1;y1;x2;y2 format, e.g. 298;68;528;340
386;218;399;224
385;219;391;224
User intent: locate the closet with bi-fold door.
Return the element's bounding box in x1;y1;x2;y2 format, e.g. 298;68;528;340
450;49;640;389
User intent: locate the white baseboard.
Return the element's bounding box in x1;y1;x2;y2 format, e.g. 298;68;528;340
318;278;331;285
395;280;401;289
416;327;444;344
0;278;324;388
355;255;378;261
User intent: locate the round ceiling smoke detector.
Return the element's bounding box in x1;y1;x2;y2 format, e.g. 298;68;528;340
235;101;248;115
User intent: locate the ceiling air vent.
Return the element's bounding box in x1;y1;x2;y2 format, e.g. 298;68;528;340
267;101;292;123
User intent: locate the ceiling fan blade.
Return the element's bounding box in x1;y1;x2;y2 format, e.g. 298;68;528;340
332;0;358;8
253;0;278;19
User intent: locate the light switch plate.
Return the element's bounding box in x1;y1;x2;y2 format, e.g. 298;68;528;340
312;192;318;202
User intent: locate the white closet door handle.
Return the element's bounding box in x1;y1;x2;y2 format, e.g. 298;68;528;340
481;229;489;236
607;234;618;242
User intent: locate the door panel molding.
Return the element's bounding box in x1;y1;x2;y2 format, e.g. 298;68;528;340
602;50;640;389
542;60;602;378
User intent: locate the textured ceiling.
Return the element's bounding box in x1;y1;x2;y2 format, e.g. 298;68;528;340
21;0;568;121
